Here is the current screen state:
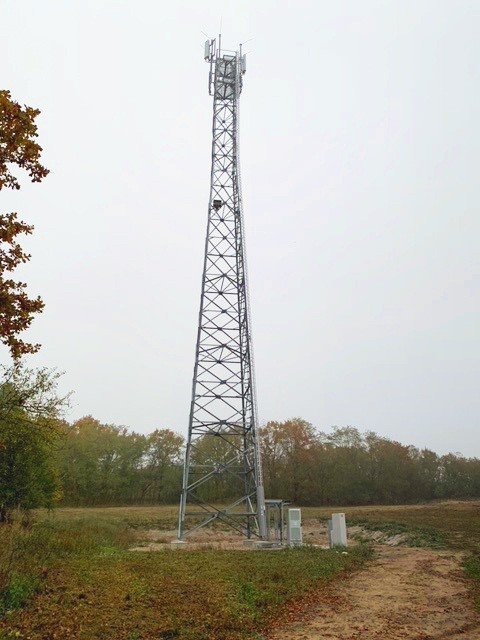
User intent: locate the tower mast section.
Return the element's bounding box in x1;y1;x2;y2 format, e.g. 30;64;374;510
178;37;267;540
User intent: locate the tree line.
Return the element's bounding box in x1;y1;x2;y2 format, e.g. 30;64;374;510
1;366;480;519
53;416;480;507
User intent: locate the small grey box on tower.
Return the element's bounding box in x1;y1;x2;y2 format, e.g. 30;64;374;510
287;508;302;546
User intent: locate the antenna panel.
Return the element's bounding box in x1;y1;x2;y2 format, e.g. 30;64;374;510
241;55;247;74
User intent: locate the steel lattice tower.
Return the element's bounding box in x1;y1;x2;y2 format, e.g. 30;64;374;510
178;38;267;541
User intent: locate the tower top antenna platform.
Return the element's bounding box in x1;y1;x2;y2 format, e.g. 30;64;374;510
204;37;247;96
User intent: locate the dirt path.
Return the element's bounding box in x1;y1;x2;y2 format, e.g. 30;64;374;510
271;545;480;640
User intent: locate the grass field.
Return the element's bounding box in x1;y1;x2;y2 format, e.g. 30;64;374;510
0;501;479;639
0;507;370;640
303;500;480;552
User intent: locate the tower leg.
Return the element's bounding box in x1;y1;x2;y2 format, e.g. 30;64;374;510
256;483;267;539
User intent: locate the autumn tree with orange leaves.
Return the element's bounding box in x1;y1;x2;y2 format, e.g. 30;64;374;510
0;89;49;359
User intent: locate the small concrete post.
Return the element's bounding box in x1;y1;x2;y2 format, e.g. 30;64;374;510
328;512;347;547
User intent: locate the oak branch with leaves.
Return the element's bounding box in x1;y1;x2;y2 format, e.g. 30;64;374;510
0;89;49;359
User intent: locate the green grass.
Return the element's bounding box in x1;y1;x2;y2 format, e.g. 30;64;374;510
1;501;479;639
0;509;370;640
0;515;135;617
464;553;480;611
348;518;446;548
37;505;180;530
0;573;39;614
302;501;480;552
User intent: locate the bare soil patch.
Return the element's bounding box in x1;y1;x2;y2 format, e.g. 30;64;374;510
130;524;409;552
130;523;334;551
130;527;255;551
271;544;480;640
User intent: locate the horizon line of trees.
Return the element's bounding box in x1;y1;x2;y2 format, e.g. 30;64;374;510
56;415;480;508
2;366;480;520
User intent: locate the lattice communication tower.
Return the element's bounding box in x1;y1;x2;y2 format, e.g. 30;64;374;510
178;37;267;540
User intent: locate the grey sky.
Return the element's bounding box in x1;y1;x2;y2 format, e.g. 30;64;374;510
2;0;479;455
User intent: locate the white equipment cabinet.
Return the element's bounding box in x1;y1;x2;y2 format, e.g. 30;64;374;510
287;508;302;546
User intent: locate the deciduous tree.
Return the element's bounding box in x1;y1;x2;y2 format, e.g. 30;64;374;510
0;364;68;521
0;90;49;359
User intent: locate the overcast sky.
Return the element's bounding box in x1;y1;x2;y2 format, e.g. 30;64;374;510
2;0;479;455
